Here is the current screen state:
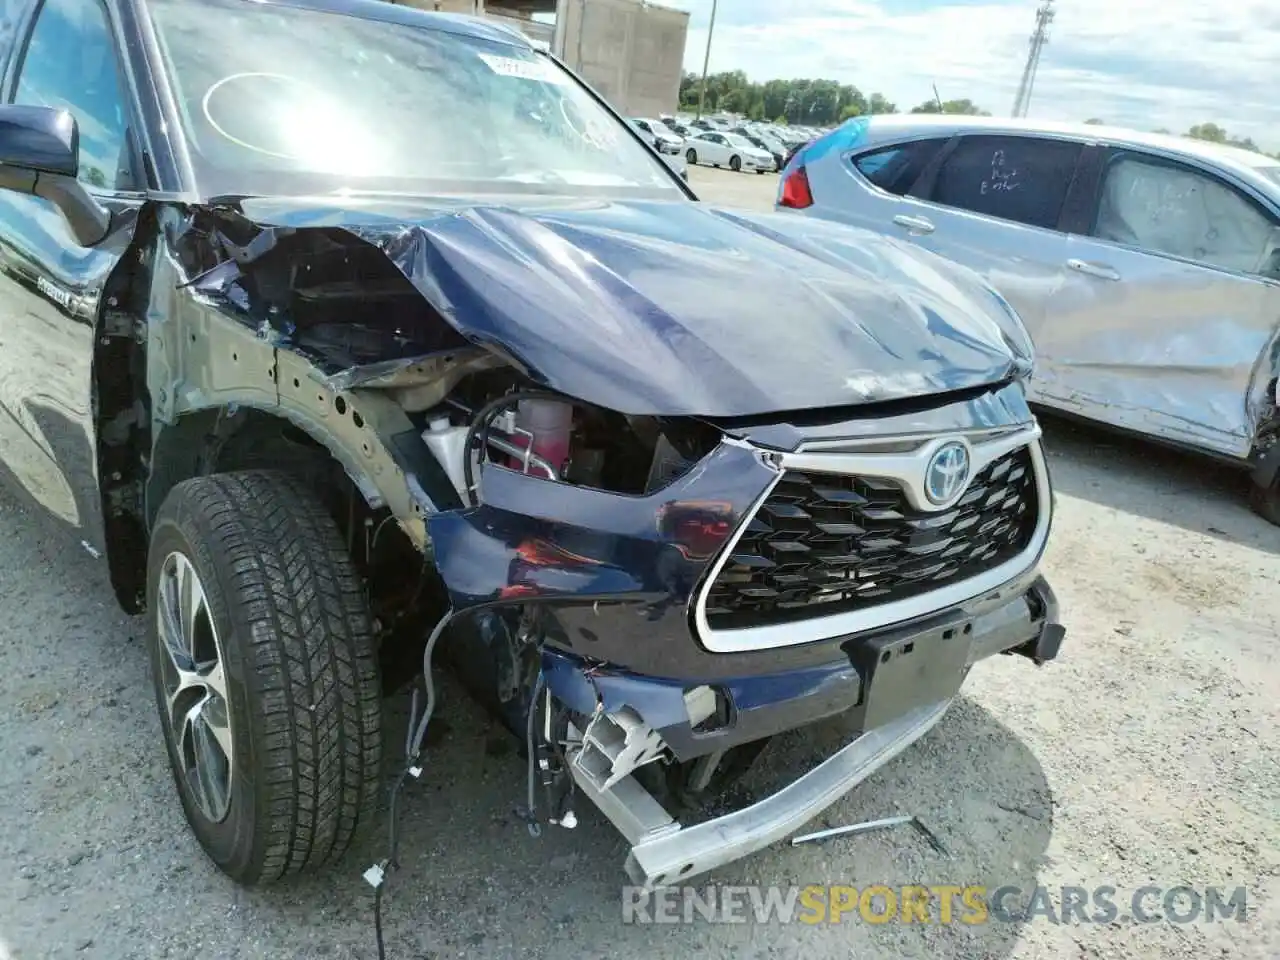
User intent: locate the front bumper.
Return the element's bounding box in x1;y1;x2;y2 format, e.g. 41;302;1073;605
554;575;1063;889
545;572;1060;761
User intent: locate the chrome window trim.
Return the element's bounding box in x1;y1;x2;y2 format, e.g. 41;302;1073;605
697;425;1050;653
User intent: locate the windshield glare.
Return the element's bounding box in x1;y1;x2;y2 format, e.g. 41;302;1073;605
1259;166;1280;189
148;0;684;198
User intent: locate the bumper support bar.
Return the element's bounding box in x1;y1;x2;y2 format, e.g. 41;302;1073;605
568;696;954;890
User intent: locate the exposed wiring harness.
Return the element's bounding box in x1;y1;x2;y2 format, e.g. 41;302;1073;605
519;668;578;835
523;671;547;837
367;607;454;960
364;604;580;956
545;695;578;828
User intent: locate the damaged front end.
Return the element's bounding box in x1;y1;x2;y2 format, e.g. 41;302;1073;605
143;194;1064;889
421;383;1062;888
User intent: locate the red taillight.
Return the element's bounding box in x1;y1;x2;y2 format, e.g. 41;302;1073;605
779;165;813;209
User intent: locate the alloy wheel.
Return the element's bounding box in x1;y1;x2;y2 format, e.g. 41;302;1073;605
156;551;234;823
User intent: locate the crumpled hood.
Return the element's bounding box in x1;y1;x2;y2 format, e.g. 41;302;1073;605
237;195;1033;417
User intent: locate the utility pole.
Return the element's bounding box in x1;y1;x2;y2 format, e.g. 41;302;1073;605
696;0;719;120
1011;0;1054;118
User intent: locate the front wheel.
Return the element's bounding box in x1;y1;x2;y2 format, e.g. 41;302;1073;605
686;148;698;165
146;471;382;886
729;155;742;172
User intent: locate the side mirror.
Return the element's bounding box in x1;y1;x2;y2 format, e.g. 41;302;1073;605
0;105;110;247
0;104;78;176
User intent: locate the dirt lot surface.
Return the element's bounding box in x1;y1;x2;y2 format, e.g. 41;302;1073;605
1;166;1278;959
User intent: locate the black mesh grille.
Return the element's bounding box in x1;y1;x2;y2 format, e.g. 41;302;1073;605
704;446;1039;630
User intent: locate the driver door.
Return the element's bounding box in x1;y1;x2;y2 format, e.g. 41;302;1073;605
0;0;141;550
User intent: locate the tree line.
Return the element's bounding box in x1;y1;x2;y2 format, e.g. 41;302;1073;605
677;71;901;124
678;72;1278;159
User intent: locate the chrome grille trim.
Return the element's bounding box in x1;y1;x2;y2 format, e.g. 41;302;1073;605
696;424;1050;653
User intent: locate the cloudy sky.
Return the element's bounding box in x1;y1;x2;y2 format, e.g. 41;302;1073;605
659;0;1278;151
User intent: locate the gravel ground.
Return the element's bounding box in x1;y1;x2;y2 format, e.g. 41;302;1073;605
1;166;1278;959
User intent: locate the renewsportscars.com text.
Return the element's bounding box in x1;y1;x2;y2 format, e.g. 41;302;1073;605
622;884;1249;925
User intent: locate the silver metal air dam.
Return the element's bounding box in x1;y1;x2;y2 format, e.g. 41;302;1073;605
568;697;954;890
696;424;1051;653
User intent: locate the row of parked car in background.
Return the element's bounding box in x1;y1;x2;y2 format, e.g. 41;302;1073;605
628;112;833;175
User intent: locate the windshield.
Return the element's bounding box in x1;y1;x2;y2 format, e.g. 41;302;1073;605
725;134;754;149
147;0;684;199
648;119;678;139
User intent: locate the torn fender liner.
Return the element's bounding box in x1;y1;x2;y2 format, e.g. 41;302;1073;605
230;195;1032;417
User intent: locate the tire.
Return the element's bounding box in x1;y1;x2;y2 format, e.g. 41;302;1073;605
685;148;697;165
729;155;741;172
1249;473;1280;525
146;470;382;886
